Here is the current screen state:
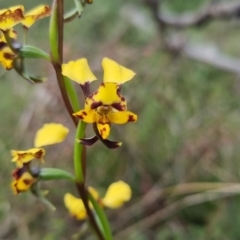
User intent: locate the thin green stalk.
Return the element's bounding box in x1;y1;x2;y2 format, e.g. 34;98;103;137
40;168;76;182
49;0;77;126
63;76;80;112
49;0;59;62
77;183;105;240
57;0;64;62
74;121;87;183
88;192;113;240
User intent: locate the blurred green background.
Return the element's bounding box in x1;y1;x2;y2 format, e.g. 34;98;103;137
1;0;240;239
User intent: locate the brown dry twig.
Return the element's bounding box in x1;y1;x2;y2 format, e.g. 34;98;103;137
144;0;240;75
145;0;240;29
114;184;240;238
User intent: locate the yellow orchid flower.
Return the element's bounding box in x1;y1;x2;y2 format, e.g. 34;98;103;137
22;5;51;28
62;58;137;145
10;123;69;194
11;166;37;194
0;5;24;31
74;100;137;140
64;181;131;220
11;123;69;167
0;5;50;32
11;148;45;167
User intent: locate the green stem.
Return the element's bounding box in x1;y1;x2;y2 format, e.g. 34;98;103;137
20;45;51;61
57;0;64;63
74;121;87;183
63;76;80;112
88;192;113;240
49;0;59;62
40;168;76;182
49;0;77;126
77;183;105;240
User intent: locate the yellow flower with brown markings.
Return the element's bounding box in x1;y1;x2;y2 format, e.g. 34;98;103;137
64;181;131;220
11;148;45;167
0;5;51;31
11;123;69;167
10;123;69;194
22;5;51;29
11;166;38;194
0;5;24;31
62;58;137;146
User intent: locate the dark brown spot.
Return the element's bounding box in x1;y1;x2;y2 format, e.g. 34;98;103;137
82;111;87;116
91;101;102;109
0;41;6;50
3;52;15;60
112;102;125;111
23;179;33;185
128;115;135;122
34;149;44;159
12;167;26;180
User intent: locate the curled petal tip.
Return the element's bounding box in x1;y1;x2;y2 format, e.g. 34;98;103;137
78;136;98;146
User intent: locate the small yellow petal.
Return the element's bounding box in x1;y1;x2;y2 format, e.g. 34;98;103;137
0;43;15;70
107;111;137;124
11;148;45;167
22;5;51;28
64;193;87;220
11;169;36;194
96;114;110;139
0;5;25;31
34;123;69;147
62;58;97;85
102;58;136;84
73;109;97;123
102;181;131;209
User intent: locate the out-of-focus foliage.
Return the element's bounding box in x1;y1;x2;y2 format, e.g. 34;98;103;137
1;0;240;239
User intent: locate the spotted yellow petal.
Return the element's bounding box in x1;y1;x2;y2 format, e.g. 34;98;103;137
107;111;137;124
0;43;15;70
0;5;25;31
62;58;97;85
102;58;136;84
64;193;87;220
86;82;126;109
22;5;51;28
96;114;111;139
102;181;131;209
73;109;97;123
11;148;45;167
11;168;36;194
34;123;69;147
